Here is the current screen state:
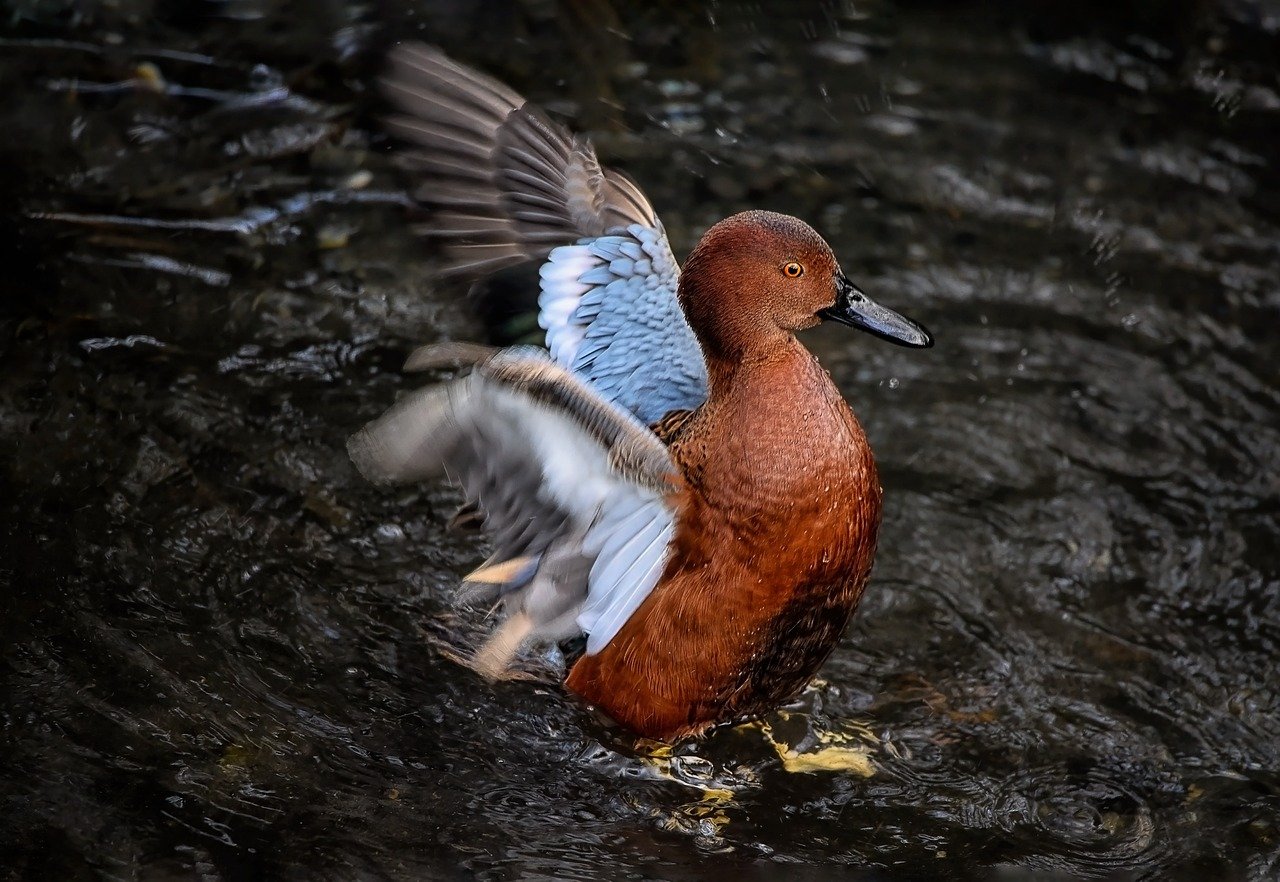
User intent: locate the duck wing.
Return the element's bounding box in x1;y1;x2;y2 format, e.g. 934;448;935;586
348;346;681;672
383;44;708;425
537;225;706;425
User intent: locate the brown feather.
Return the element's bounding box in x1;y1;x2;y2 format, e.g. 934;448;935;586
382;44;658;279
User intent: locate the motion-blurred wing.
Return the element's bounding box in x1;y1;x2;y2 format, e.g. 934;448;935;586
383;44;709;424
348;347;680;670
383;44;656;276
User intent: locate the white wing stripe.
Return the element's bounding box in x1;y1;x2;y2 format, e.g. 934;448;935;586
581;513;675;655
591;513;667;596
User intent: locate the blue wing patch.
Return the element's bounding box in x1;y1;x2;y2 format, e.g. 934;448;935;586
538;223;708;426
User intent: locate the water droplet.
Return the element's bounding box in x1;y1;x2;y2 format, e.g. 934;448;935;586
376;523;406;542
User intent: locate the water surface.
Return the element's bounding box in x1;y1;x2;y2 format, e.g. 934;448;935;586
2;1;1278;878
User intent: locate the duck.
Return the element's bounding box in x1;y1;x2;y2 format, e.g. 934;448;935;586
348;44;933;741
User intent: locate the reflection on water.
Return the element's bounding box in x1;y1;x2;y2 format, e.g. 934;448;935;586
2;1;1278;878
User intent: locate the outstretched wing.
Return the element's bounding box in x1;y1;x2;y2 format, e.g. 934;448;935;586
383;44;708;424
348;346;681;671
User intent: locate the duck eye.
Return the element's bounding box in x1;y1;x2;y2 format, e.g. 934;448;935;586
783;262;804;278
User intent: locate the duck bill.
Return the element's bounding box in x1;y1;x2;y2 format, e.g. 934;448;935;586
819;274;933;348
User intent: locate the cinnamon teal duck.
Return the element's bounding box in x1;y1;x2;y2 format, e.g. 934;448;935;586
349;45;933;741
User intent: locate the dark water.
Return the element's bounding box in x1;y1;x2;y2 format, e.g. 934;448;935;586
2;1;1278;879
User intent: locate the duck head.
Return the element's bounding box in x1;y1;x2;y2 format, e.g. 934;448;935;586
678;210;933;359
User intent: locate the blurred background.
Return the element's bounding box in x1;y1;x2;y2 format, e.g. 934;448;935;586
1;0;1277;879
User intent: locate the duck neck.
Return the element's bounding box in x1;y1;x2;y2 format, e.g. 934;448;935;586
678;255;801;390
701;331;803;401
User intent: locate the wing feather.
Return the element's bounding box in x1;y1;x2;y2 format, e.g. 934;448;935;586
580;514;675;654
538;225;708;424
382;44;657;278
348;348;681;670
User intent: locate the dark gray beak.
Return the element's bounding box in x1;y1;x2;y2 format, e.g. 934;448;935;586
818;273;933;348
